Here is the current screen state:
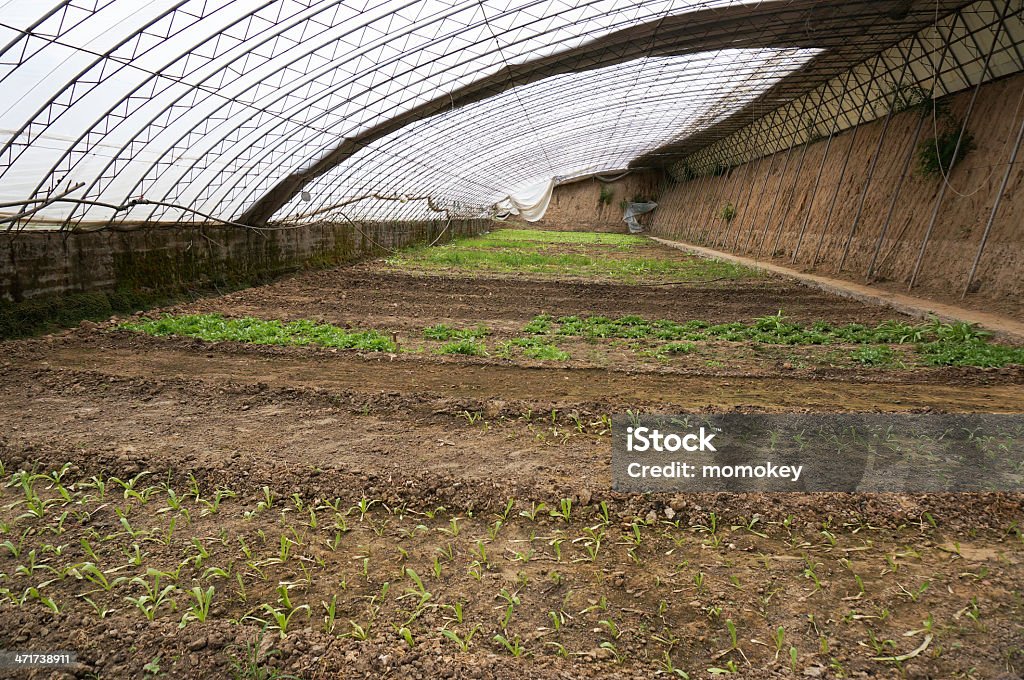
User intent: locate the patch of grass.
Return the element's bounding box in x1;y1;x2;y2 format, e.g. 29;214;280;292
436;338;487;356
481;229;641;246
422;324;490;341
498;337;570;361
120;314;396;352
386;229;756;282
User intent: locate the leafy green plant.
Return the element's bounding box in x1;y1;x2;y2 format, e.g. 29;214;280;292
436;339;487;356
422;324;490;341
121;314;396;352
442;626;480;652
493;633;526;657
918;125;975;178
851;346;895;366
719;202;736;223
498;337;570;361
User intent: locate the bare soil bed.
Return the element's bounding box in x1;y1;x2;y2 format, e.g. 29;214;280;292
0;230;1021;679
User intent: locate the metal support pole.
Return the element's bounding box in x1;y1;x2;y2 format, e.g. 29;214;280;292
961;106;1024;299
755;95;810;258
731;156;764;251
909;0;1012;291
865;24;961;283
838;46;914;272
811;55;888;269
865;110;929;282
697;163;729;245
792;73;854;263
741;139;778;253
684;170;711;242
717;133;757;249
769;87;828;259
729;109;781;252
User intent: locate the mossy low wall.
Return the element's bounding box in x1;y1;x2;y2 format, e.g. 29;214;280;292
0;219;488;338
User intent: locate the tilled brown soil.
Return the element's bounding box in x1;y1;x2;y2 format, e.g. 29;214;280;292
0;242;1021;679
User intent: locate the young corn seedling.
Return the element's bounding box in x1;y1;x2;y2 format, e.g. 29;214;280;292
497;589;520;630
190;537;211;568
897;580;930;603
693;571;707;594
402;568;431;606
599;618;621;640
550;498;572;523
575;525;605;562
443;601;465;625
493;633;526;657
520;502;547;521
722;618;748;663
81;596;115;619
255;602;311;638
396;626;415;647
23;587;61;614
442;625;480;652
772;626;785;662
343;621;372;641
322;595;338;634
656;651;690;678
126;569;178;621
354;497;378;521
1;530;28;559
198;487;236;516
72;562;127;593
439;517;461;537
494;498;515;523
179;586;215;628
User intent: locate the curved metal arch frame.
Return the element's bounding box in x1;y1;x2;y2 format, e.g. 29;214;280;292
0;0;993;230
283;47;816;223
160;0;722;224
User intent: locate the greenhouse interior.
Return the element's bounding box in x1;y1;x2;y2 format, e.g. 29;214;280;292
0;0;1023;678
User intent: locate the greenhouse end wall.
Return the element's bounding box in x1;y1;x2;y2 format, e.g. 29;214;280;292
0;219;487;336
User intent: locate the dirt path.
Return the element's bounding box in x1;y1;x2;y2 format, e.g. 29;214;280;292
652;236;1024;342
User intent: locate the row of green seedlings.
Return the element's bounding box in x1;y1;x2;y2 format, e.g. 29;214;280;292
0;464;1001;671
0;466;1007;667
120;314;575;362
522;311;1024;367
456;408;613;440
423;323;569;360
120;314;396;352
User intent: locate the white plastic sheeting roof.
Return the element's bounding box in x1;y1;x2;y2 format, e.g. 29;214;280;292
0;0;976;228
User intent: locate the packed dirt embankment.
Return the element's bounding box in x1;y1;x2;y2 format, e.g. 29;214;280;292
650;71;1024;321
